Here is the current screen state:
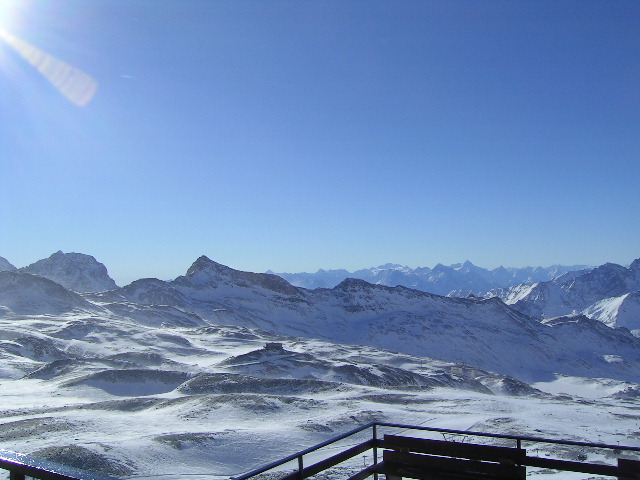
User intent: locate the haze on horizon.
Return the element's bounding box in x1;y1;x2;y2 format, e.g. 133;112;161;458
1;0;638;286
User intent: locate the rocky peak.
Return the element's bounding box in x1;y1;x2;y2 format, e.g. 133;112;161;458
567;262;633;296
180;256;300;295
20;251;118;293
186;256;226;276
431;263;452;275
0;256;17;272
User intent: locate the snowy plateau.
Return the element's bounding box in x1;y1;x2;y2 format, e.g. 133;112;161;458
0;252;639;479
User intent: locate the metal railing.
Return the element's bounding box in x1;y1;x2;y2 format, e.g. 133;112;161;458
1;422;639;480
232;422;640;480
0;448;119;480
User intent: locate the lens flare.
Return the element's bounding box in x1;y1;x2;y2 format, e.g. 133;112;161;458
0;28;98;106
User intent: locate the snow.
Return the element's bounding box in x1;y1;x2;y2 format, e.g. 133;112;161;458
0;305;637;478
583;291;640;335
531;375;635;399
493;261;640;320
0;255;639;479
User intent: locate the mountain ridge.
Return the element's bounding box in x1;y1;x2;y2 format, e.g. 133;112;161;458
274;261;592;295
97;255;640;383
493;260;640;320
4;251;640;382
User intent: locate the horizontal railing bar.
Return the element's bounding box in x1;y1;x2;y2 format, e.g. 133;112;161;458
376;422;640;452
279;440;375;480
231;423;375;480
524;455;620;476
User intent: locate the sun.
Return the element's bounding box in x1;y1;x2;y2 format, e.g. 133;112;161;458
0;0;19;30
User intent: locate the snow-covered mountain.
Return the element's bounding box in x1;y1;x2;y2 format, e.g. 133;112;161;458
20;251;118;293
2;253;640;478
0;256;17;272
275;261;589;296
95;255;640;383
493;259;640;320
583;291;640;335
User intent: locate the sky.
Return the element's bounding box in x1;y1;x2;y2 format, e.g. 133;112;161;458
1;0;639;286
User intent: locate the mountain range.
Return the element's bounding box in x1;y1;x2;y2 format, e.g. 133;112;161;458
272;261;590;296
1;251;640;477
2;251;639;383
490;260;640;329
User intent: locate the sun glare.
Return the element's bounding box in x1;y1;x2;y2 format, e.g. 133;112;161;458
0;0;98;107
0;0;18;30
0;29;98;106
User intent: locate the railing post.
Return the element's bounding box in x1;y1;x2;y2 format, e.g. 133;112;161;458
517;439;521;450
373;424;379;480
297;455;304;480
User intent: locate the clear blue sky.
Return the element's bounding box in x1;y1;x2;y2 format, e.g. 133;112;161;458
1;0;639;285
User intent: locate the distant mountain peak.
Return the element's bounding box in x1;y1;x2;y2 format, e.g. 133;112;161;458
179;256;300;295
0;256;17;272
335;278;374;290
376;263;404;270
432;263;451;272
186;255;227;274
20;251;118;293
